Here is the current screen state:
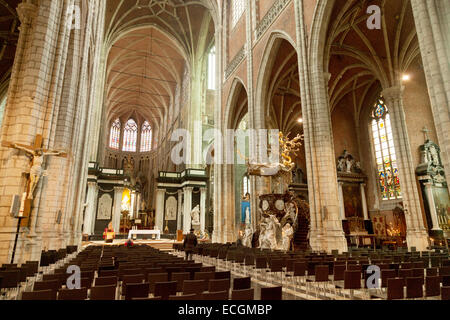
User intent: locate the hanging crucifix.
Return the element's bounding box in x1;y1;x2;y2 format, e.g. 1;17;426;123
2;134;68;200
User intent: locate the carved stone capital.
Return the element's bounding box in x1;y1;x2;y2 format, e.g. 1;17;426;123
17;3;38;25
381;86;404;102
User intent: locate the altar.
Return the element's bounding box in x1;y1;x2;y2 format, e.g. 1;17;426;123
128;229;161;240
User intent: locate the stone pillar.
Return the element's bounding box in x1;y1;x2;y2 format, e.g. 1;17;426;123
183;187;193;234
177;190;183;231
360;183;369;221
200;187;207;233
83;182;98;235
411;0;450;191
155;188;166;232
112;187;124;233
338;182;346;221
382;86;429;251
423;182;442;231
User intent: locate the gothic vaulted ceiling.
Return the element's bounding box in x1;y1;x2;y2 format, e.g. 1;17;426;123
326;0;420;120
0;0;20;91
104;0;215;131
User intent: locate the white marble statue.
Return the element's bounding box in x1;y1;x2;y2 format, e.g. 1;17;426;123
265;215;280;250
245;207;251;225
242;225;253;248
191;205;200;226
281;223;294;251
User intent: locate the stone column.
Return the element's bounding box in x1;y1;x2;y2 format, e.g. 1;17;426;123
183;187;193;234
360;183;369;221
112;187;123;233
177;190;183;231
382;86;429;251
411;0;450;191
423;182;442;231
338;182;346;221
155;188;166;232
200;187;207;233
83;182;98;235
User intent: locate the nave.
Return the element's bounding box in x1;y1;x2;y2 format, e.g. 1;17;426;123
1;243;449;301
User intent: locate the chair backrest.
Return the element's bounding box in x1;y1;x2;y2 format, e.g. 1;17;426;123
439;266;450;276
231;288;254;300
387;278;404;300
123;274;145;285
90;285;117;300
202;290;229;300
22;289;55;300
344;271;361;290
194;272;215;281
95;276;118;287
293;262;306;277
255;257;267;269
58;288;88;300
0;270;20;288
172;272;190;292
214;271;231;280
201;266;216;273
183;280;205;295
315;265;329;282
233;277;251;290
406;277;423;299
34;280;59;292
333;265;346;281
260;286;282;300
209;278;230;293
99;270;118;278
442;286;450;300
427;268;438;277
412;268;424;278
381;269;397;288
398;269;413;279
125;283;150;300
154;281;177;300
425;276;441;297
270;259;283;272
148;273;169;293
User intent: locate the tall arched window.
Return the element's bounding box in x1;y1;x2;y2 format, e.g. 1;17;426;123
207;45;216;90
242;175;250;198
140;121;152;152
371;98;402;201
231;0;245;28
122;119;138;152
109;118;121;150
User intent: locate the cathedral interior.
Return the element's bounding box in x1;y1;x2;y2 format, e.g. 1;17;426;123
0;0;449;301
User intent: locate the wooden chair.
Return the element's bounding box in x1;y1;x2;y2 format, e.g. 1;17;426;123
427;268;438;276
343;270;361;299
148;273;168;294
58;288;88;300
95;276;118;287
183;280;205;295
260;286;282;300
441;286;450;300
200;266;216;273
99;270;118;278
124;283;150;300
202;290;229;300
425;276;441;298
34;280;60;292
22;289;55;300
209;278;230;293
231;288;254;300
406;277;423;299
80;277;93;290
381;269;397;288
194;272;214;292
90;285;117;300
233;277;251;290
172;272;190;292
387;278;404;300
214;271;231;280
154;281;177;300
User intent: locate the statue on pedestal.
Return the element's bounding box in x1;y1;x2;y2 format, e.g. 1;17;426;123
242;225;253;248
191;205;201;229
281;223;294;251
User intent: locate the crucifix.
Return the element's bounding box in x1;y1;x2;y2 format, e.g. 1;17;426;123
422;126;431;142
2;134;68;200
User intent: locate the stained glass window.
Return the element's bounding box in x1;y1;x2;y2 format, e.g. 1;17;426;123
140;121;152;152
231;0;245;28
371;98;402;200
109;118;121;150
122;119;138;152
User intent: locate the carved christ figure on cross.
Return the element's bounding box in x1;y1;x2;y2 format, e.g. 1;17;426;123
2;135;67;199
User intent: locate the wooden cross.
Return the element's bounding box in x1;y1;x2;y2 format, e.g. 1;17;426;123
1;135;68;225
